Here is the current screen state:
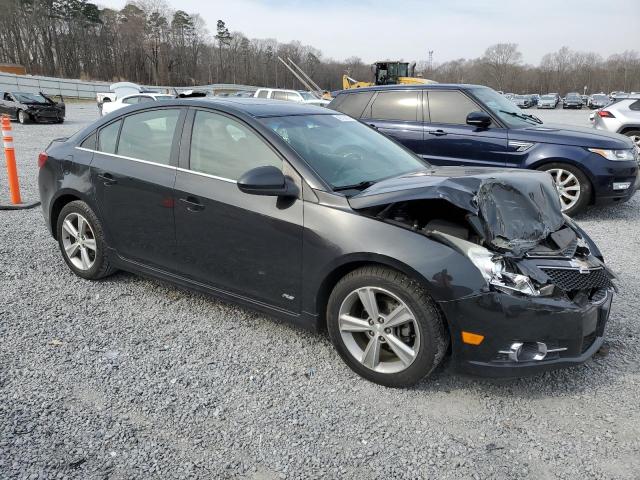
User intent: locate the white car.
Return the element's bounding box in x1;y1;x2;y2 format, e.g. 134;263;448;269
254;88;329;106
101;92;175;116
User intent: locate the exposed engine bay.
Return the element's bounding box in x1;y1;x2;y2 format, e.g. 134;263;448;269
349;170;616;304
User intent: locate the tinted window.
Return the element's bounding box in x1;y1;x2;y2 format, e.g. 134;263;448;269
256;90;269;98
333;92;374;118
137;96;154;103
122;96;139;105
80;132;96;150
629;100;640;111
272;91;288;101
370;91;419;121
98;121;121;154
117;109;180;164
428;90;481;125
190;110;281;180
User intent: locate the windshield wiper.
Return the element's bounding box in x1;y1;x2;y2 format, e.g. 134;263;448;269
499;110;543;124
333;180;377;192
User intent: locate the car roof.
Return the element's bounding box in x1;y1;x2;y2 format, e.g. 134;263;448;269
110;97;331;118
334;83;485;94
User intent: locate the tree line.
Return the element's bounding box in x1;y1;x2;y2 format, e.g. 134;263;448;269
1;0;639;94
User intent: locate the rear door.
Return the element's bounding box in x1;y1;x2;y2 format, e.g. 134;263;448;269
91;107;185;270
361;90;424;153
420;89;509;168
173;108;304;311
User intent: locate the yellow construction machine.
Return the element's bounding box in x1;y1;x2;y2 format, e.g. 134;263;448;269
342;61;436;90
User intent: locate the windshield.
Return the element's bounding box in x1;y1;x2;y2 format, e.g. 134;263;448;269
472;87;541;128
12;92;49;103
514;95;526;100
593;95;609;102
541;95;554;100
260;114;428;190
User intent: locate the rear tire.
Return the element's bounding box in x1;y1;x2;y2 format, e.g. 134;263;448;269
56;200;116;280
327;266;449;387
623;130;640;149
17;110;30;124
537;162;591;216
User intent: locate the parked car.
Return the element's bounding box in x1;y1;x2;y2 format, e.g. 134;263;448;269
563;92;583;109
588;94;610;109
537;94;557;109
581;94;589;105
592;95;640;148
529;94;540;106
39;98;616;387
0;91;65;124
328;84;639;216
100;92;175;116
514;94;532;108
254;88;330;106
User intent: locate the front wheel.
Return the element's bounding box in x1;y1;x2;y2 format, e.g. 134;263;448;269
327;266;449;387
537;162;591;216
17;110;30;124
56;200;116;280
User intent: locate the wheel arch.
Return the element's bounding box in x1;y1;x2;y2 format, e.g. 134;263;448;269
528;157;596;204
313;254;442;331
49;190;96;240
618;126;640;135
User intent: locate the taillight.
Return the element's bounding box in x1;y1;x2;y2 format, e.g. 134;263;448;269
598;110;615;118
38;152;48;168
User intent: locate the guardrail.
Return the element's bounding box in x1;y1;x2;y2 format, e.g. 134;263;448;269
0;72;260;99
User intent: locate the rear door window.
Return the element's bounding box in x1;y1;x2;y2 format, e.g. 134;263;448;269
256;90;269;98
333;92;374;118
427;90;481;125
97;121;121;154
117;109;180;164
272;91;288;101
369;91;419;121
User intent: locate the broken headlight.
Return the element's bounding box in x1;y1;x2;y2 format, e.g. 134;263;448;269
432;231;544;297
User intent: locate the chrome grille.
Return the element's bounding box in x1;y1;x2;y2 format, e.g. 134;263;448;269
541;267;612;292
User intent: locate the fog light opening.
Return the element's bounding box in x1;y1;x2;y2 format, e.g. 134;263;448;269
612;182;631;191
499;342;567;362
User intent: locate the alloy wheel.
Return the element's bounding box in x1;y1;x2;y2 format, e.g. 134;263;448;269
61;212;97;271
629;135;640;149
18;110;27;124
338;286;421;374
548;168;581;211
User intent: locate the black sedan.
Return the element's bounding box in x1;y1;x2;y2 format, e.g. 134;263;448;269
0;91;65;123
38;98;615;387
563;93;583;109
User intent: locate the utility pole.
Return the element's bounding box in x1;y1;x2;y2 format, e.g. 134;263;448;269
428;50;434;73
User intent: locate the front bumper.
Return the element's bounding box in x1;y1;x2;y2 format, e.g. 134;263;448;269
28;108;65;122
439;289;613;377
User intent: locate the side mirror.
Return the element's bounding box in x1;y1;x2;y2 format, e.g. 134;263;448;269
237;165;298;197
466;111;492;128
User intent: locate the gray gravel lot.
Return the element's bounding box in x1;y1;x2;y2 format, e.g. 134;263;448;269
1;103;639;479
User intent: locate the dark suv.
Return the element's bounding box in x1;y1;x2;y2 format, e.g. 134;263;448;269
329;84;639;215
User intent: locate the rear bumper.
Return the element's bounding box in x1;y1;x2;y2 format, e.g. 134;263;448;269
439;289;613;378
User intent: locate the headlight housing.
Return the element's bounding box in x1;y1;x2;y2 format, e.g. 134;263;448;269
588;148;635;161
431;232;543;297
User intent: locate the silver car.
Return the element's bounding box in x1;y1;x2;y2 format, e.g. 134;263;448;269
593;96;640;148
537;94;557;109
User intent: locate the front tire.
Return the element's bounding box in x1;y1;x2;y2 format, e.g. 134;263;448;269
537;162;591;216
56;200;116;280
327;266;449;387
17;110;30;124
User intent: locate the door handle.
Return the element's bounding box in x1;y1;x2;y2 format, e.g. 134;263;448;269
367;123;379;130
427;129;447;136
97;173;117;185
179;196;204;212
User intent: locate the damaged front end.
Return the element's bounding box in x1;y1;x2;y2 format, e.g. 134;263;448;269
349;169;616;305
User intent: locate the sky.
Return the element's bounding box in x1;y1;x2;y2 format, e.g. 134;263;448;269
97;0;639;65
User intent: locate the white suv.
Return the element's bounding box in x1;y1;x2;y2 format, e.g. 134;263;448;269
592;96;640;148
254;88;329;106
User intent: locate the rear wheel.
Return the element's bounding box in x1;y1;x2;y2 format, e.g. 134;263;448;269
537;162;591;216
623;130;640;149
327;266;448;387
56;200;116;280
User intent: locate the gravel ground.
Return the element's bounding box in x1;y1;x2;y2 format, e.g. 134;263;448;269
1;104;639;479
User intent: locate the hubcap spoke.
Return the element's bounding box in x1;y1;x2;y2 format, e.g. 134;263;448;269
361;336;382;369
65;242;80;258
357;288;379;319
62;219;78;238
83;239;97;252
384;304;413;328
385;334;416;366
80;247;91;269
77;216;86;236
339;314;372;333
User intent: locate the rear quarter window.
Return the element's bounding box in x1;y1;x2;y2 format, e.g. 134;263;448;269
629;100;640;111
98;120;121;154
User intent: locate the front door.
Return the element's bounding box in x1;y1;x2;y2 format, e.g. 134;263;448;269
419;90;509;168
173;109;303;312
91;107;185;269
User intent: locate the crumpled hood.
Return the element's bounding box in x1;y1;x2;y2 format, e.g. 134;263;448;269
348;166;565;256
